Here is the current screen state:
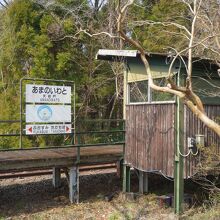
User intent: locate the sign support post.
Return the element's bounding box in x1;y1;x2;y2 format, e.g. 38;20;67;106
20;78;23;149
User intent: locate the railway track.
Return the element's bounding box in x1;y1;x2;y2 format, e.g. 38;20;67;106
0;163;117;179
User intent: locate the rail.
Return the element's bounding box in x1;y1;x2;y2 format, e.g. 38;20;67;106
0;119;125;153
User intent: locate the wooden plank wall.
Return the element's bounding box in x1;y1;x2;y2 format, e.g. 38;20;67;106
125;103;175;177
125;103;220;178
184;105;220;177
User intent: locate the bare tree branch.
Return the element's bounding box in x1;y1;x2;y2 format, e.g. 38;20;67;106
116;0;220;137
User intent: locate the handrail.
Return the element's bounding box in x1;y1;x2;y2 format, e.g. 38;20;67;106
0;119;125;151
0;120;20;123
0;119;125;123
0;130;125;137
0;142;125;152
76;119;125;122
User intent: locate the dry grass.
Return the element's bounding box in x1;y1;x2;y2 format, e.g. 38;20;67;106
4;193;178;220
0;171;219;220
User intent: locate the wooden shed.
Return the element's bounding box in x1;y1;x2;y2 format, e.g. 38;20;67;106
96;49;220;186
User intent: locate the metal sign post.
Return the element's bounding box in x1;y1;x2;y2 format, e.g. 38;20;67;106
20;78;75;148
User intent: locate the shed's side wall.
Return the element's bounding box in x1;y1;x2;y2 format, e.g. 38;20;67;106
125;104;220;178
184;105;220;177
125;103;175;177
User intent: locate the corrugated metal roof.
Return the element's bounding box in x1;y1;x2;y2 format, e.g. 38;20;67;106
96;49;167;61
97;49;138;57
96;49;219;67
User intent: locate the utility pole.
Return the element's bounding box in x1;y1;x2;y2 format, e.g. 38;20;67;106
174;69;184;214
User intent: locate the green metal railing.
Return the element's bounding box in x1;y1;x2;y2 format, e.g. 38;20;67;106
73;119;125;163
0;119;125;151
75;119;125;145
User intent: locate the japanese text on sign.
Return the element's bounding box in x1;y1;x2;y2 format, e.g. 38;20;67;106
26;124;72;135
26;84;71;104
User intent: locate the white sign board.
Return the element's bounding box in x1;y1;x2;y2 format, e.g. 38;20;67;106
26;84;71;104
26;105;71;123
26;124;72;135
97;49;138;57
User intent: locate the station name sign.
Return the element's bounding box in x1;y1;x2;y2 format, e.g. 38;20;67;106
25;83;72;135
26;84;71;104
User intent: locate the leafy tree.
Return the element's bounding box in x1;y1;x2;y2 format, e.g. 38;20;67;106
0;0;122;149
128;0;188;52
